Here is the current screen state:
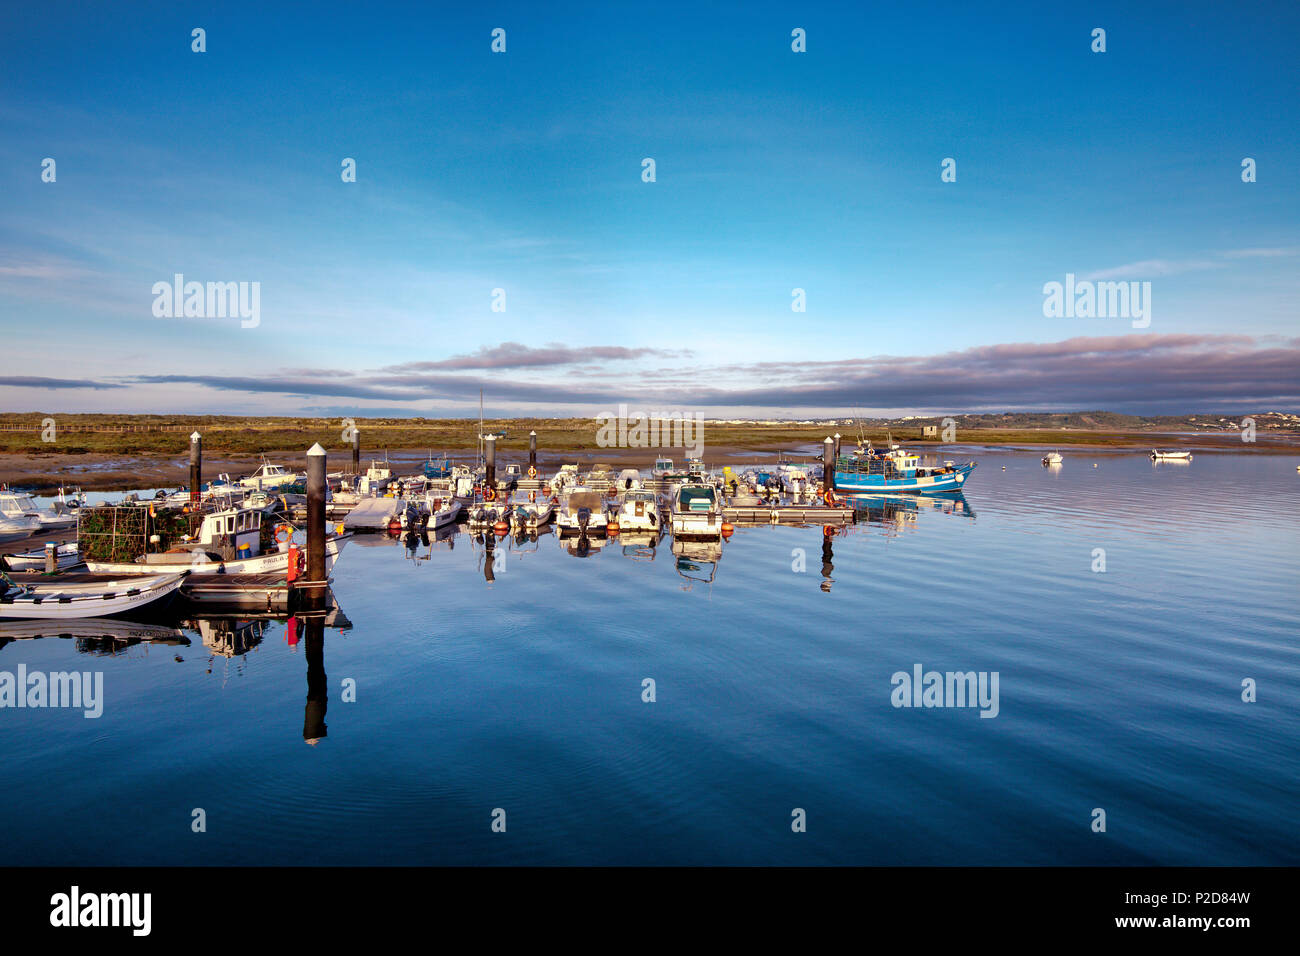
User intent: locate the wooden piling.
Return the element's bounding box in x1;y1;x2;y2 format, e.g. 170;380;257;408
351;428;360;475
305;442;327;611
529;430;537;471
485;434;497;489
823;437;835;492
833;432;841;462
189;431;201;502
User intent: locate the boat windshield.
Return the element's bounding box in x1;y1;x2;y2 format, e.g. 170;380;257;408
566;491;603;511
678;486;716;509
655;459;673;469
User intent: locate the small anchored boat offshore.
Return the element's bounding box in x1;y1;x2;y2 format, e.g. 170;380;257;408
1042;451;1063;466
1151;449;1193;461
0;569;188;620
834;443;976;494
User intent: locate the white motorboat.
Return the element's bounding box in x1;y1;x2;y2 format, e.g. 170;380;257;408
507;497;556;532
613;489;661;532
550;464;580;494
0;514;40;545
555;488;609;535
670;481;725;538
357;458;393;495
238;460;302;490
1042;451;1063;466
2;542;82;571
1151;449;1193;461
615;468;643;491
0;570;188;620
0;489;77;531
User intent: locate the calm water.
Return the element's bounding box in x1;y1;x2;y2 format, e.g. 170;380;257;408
2;450;1297;865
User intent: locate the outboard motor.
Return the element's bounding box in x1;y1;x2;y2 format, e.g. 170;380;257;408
577;506;591;531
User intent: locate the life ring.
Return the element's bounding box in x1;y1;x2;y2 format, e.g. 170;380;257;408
527;465;537;478
528;490;536;502
484;487;497;502
824;490;838;507
275;524;293;544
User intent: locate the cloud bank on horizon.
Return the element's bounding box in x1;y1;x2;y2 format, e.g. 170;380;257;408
1;3;1297;416
5;334;1296;418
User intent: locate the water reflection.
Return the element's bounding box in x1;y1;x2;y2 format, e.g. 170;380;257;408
673;537;722;590
847;491;974;534
0;619;190;655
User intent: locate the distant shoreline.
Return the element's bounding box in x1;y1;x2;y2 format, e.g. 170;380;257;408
2;428;1296;493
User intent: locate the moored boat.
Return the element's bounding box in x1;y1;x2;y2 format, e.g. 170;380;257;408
833;443;976;494
555;488;609;535
3;542;82;572
1151;449;1193;461
615;489;662;532
0;570;188;620
670;481;724;538
1042;451;1063;466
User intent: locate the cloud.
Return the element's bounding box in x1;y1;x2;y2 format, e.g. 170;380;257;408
92;334;1299;415
0;376;124;390
382;342;689;371
1083;259;1223;280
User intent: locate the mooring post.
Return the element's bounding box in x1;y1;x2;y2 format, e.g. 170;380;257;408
823;437;835;492
833;432;841;462
485;434;497;491
306;442;327;612
351;427;360;475
189;431;202;502
529;430;537;471
45;542;57;574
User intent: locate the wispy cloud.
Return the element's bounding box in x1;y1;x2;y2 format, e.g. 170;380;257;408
382;342;690;372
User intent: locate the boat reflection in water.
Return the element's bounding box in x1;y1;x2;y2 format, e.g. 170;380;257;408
672;537;722;591
0;618;190;656
620;528;663;561
845;491;975;535
561;530;609;559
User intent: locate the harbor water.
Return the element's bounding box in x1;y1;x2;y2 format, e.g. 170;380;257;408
1;449;1296;865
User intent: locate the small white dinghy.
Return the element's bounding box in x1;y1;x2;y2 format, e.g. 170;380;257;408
1042;451;1063;466
0;570;188;620
2;542;82;572
1151;449;1193;461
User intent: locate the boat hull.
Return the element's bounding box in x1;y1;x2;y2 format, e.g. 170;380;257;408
0;571;187;620
834;462;976;494
84;535;350;576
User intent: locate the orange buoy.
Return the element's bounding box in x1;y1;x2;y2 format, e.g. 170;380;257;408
287;544;302;583
493;520;509;535
721;523;734;537
527;465;538;478
606;522;620;535
823;525;835;537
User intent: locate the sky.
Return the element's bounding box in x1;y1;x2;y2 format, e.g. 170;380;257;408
1;0;1297;418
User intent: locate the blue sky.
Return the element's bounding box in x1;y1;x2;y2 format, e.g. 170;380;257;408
1;0;1297;416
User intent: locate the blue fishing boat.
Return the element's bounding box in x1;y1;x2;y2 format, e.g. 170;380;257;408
422;455;452;479
834;444;976;494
